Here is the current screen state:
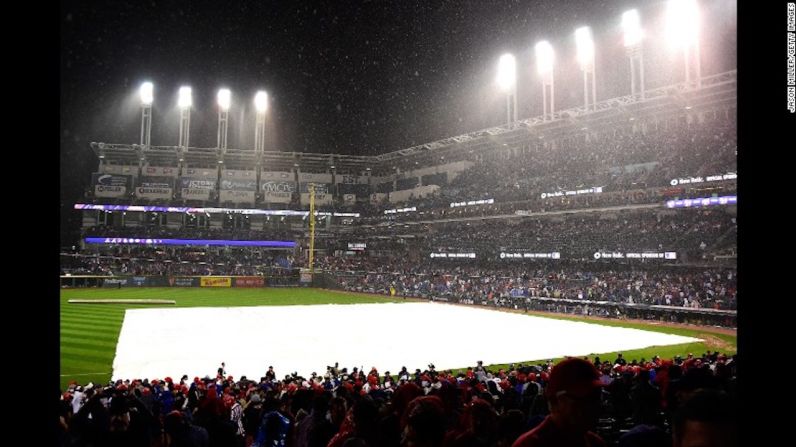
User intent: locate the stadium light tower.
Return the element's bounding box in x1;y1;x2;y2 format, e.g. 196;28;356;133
666;0;701;88
254;91;268;155
217;88;231;152
622;9;645;99
139;82;153;149
575;26;596;111
535;41;555;121
496;53;518;129
178;86;192;149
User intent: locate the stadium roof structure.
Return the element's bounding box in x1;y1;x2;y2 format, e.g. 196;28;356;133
91;70;735;173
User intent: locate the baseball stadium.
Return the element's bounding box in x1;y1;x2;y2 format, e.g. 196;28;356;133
60;1;737;446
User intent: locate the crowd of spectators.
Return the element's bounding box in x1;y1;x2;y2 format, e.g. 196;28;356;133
385;115;736;211
329;262;736;311
59;353;737;447
60;247;297;277
340;208;736;264
82;114;736;226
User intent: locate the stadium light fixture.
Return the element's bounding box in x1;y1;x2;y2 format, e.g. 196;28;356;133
140;82;154;105
496;53;516;92
178;86;192;109
178;86;192;148
622;9;642;48
575;27;597;111
254;90;268;154
217;89;230;151
666;0;699;50
535;41;555;121
666;0;701;88
496;53;518;129
217;88;231;111
622;9;645;99
575;27;594;70
254;91;268;113
535;41;554;76
139;82;153;148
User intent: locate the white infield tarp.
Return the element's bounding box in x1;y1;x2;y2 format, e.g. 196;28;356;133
112;302;700;381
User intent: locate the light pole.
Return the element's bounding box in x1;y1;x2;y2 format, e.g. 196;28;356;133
535;41;555;121
575;26;596;111
178;86;192;149
622;9;645;99
139;82;153;149
666;0;701;89
217;88;230;153
497;53;518;129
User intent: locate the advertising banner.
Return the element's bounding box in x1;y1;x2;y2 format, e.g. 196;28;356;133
184;168;216;177
200;277;232;287
181;188;211;200
343;193;356;205
92;173;132;198
92;173;132;187
180;178;217;189
261;181;295;203
299;172;333;183
220;179;257;190
144;166;177;177
260;171;293;181
135;186;173;199
94;185;127;197
234;276;265;287
336;174;367;184
219;190;256;203
222;169;256;179
101;278;128;287
130;276;148;287
100;165;136;175
168;276;199;287
300;183;332;205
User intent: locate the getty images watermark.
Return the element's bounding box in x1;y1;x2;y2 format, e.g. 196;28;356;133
789;3;796;112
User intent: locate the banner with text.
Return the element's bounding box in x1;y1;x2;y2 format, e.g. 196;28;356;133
200;276;232;287
99;165;137;176
261;181;296;203
168;276;200;287
183;168;217;178
92;173;132;198
180;177;216;200
300;182;333;205
220;179;257;191
260;171;294;181
233;276;265;287
593;251;677;260
222;169;256;180
336;174;368;185
143;166;178;177
299;172;333;184
219;190;256;203
135;186;173;199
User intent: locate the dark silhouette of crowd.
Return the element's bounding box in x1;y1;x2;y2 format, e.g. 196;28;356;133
59;353;737;447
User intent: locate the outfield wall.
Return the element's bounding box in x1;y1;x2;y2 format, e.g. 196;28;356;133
60;275;294;288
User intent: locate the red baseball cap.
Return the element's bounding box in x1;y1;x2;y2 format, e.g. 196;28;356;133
545;358;605;398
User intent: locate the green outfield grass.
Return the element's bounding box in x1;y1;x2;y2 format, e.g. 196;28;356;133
60;288;736;389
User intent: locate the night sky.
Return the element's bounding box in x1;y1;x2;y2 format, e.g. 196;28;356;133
60;0;736;245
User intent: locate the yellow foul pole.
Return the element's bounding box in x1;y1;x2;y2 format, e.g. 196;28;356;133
308;183;315;273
